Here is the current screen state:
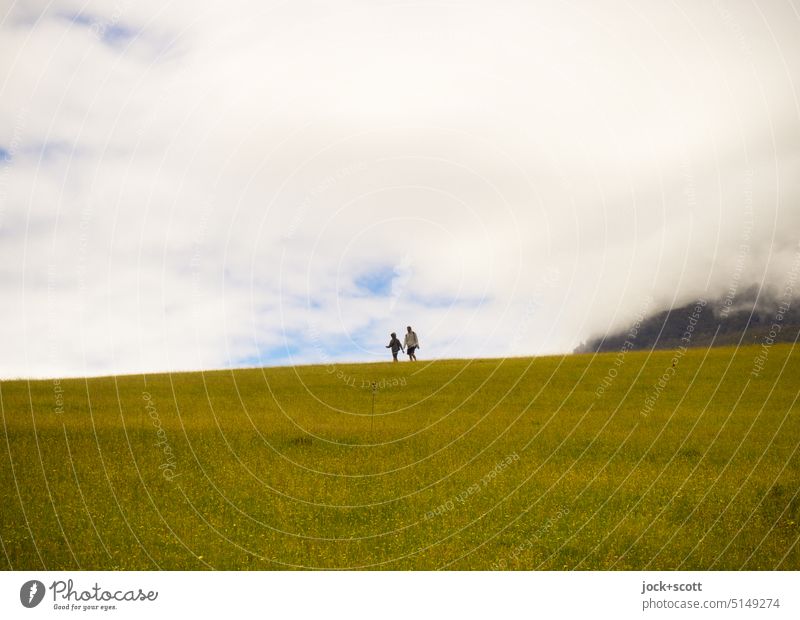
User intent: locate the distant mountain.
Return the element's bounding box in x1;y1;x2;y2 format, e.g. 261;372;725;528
575;286;800;353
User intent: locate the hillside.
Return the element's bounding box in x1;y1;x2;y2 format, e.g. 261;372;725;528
575;288;800;353
1;345;798;570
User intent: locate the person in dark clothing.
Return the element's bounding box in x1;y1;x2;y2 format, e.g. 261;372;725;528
386;332;404;362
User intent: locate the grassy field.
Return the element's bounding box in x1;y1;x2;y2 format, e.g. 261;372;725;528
1;344;798;570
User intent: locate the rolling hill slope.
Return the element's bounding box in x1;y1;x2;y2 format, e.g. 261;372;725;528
1;344;798;570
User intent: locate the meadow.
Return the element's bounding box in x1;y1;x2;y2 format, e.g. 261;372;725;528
1;344;798;570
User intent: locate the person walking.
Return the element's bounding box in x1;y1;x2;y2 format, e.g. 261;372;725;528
386;332;404;362
404;325;419;361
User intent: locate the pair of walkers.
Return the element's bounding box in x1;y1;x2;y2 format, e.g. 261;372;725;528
386;326;420;362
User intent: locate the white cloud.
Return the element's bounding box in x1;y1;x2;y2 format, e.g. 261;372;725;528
0;0;798;377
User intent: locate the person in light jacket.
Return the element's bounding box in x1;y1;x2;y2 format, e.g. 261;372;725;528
404;326;419;361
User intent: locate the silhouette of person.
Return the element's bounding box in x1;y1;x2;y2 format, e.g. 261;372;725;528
386;332;404;362
404;326;419;361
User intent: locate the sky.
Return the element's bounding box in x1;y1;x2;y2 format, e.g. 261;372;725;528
0;0;798;378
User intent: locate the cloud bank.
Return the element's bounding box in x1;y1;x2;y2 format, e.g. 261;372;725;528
1;0;798;377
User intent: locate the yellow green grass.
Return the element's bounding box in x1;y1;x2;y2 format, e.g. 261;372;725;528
1;344;798;569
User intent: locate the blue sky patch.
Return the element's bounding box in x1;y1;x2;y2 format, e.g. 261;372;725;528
58;11;138;47
61;12;94;27
101;24;137;46
355;266;395;296
407;293;488;308
0;143;78;164
236;343;300;367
